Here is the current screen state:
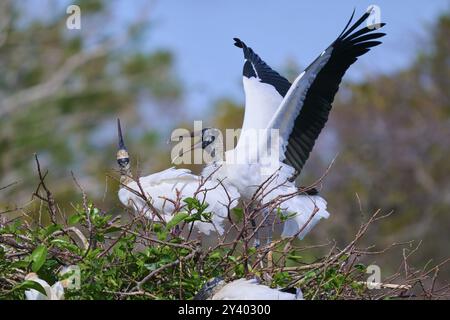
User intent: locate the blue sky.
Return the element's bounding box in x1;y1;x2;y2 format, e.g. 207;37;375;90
29;0;450;115
121;0;449;116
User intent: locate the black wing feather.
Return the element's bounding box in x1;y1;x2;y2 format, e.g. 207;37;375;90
284;11;386;178
233;38;292;97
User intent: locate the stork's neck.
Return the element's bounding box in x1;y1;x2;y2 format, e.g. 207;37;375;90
120;167;133;186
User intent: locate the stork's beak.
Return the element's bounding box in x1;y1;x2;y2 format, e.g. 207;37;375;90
193;277;225;300
166;130;194;145
171;130;203;163
172;140;203;163
116;119;130;170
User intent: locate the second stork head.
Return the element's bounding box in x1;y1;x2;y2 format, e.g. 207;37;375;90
116;119;131;180
173;127;221;161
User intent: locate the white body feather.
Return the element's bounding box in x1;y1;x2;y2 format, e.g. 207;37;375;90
212;279;302;300
200;50;332;239
24;274;65;300
118;167;239;235
203;145;329;239
241;77;284;131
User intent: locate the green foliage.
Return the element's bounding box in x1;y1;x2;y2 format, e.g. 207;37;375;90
30;245;48;272
0;203;207;299
1;3;450;301
12;281;47;297
2;194;276;299
0;192;446;300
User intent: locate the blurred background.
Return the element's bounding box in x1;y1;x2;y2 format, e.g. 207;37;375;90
1;0;449;278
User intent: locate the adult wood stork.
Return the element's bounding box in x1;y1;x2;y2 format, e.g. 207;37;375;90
116;119;239;235
192;9;385;239
194;277;303;300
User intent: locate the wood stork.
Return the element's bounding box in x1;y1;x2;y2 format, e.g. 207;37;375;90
191;9;386;239
194;277;303;300
116;119;239;235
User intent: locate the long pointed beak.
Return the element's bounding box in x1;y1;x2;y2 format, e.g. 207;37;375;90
167;130;196;144
117;118;127;151
116;118;130;168
172;139;203;163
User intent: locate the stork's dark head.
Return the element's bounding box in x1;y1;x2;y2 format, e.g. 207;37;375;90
116;119;130;175
193;277;226;300
172;127;220;163
179;127;219;150
199;128;218;150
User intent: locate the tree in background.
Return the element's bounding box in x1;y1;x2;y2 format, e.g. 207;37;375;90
324;12;450;273
0;0;182;215
1;1;449;282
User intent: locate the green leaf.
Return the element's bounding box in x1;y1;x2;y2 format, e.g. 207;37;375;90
152;224;163;233
14;280;47;296
144;263;158;271
165;212;189;231
303;270;317;280
339;254;349;261
157;231;168;241
273;271;291;286
43;224;62;237
31;245;47;272
68;214;81;225
51;238;79;252
183;197;200;209
234;264;245;277
354;263;367;272
209;252;221;260
279;210;297;222
287;254;303;262
11;259;31;269
232;208;243;223
104;226;122;234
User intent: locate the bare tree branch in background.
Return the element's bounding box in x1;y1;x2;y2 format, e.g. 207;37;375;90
0;41;114;117
0;3;154;118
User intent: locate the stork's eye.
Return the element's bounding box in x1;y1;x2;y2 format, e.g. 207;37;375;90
201;128;217;149
202;138;214;149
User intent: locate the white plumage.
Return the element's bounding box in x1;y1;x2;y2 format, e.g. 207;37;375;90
116;120;239;236
24;273;65;300
209;278;303;300
118;167;239;235
197;11;385;239
119;10;385;241
241;77;284;130
202;136;329;240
